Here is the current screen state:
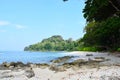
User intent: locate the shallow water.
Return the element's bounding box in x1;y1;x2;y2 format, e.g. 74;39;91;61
0;51;119;64
0;51;71;64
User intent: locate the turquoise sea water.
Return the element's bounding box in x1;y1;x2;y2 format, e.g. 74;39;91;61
0;51;74;64
0;51;112;64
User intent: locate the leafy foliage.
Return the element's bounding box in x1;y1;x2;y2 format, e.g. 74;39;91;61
81;0;120;51
24;35;79;51
78;47;98;52
117;48;120;52
83;0;120;22
82;17;120;51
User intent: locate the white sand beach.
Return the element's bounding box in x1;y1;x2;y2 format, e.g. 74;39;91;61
0;65;120;80
0;52;120;80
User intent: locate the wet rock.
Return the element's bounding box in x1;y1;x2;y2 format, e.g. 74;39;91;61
62;57;105;69
63;63;73;68
51;56;74;63
0;62;15;70
2;62;11;68
11;62;25;67
73;59;88;65
36;63;49;69
1;62;26;68
0;62;31;70
74;59;88;63
63;59;88;68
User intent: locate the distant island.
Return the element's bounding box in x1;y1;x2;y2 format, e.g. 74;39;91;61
24;35;80;51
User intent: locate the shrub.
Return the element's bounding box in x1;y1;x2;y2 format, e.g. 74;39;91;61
78;47;98;52
117;48;120;52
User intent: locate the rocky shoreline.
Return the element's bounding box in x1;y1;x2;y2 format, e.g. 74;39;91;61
0;52;120;80
0;55;111;71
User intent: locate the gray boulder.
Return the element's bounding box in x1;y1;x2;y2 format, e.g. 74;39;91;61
24;68;35;78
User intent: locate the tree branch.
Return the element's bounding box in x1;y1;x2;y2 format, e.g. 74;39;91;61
109;0;120;11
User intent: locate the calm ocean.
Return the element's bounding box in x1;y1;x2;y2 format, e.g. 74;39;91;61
0;51;110;64
0;51;74;64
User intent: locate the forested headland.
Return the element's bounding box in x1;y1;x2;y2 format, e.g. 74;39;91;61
25;0;120;52
24;35;81;51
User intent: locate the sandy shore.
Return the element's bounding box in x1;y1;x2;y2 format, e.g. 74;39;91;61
0;65;120;80
0;51;120;80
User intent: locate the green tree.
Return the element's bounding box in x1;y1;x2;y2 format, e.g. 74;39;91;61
82;17;120;51
24;35;80;51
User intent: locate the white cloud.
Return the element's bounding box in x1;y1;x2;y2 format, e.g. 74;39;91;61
0;20;26;30
15;24;25;29
0;21;10;26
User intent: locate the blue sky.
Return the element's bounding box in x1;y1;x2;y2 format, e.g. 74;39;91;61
0;0;85;51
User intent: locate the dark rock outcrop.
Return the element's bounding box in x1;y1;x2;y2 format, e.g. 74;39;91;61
50;56;74;63
86;54;93;56
24;68;35;78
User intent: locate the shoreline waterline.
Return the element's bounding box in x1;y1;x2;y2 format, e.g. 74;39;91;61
0;51;120;80
0;51;119;64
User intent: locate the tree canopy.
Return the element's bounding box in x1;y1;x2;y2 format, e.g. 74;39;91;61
82;17;120;50
83;0;120;22
24;35;79;51
82;0;120;51
64;0;120;51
